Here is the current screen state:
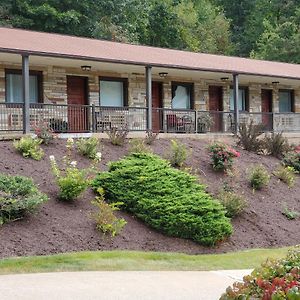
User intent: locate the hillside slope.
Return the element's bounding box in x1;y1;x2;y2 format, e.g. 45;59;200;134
0;138;299;258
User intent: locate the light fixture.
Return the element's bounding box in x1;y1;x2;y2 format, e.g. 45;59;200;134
221;77;229;82
81;65;91;71
159;72;168;78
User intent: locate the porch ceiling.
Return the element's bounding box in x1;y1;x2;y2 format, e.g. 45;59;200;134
0;52;300;88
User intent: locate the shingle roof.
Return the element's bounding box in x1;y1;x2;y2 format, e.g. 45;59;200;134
0;27;300;80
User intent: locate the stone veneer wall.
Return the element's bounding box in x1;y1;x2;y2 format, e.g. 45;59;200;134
0;63;299;113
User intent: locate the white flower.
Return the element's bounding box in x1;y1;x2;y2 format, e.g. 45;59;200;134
67;138;74;144
95;152;102;161
49;155;55;161
70;161;77;167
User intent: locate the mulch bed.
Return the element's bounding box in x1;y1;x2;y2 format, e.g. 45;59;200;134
0;137;299;258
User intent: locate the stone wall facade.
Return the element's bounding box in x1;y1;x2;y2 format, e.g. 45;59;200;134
0;63;299;114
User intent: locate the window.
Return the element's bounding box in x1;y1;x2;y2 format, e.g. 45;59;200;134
171;82;193;109
230;88;248;111
5;70;42;103
99;78;128;107
279;90;294;112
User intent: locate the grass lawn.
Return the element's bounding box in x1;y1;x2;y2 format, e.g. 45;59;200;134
0;247;294;275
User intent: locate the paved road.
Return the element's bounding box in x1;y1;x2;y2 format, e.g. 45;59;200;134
0;270;252;300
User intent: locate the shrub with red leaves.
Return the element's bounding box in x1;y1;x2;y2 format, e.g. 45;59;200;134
208;142;240;172
220;248;300;300
34;121;57;145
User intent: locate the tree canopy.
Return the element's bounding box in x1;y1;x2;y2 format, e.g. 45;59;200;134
1;0;299;63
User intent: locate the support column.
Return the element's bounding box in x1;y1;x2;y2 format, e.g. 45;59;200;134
233;73;239;134
146;66;152;131
22;54;30;134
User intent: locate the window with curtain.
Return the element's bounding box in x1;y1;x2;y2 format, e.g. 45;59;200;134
171;83;193;109
6;73;40;103
279;90;293;112
230;88;248;111
100;79;126;107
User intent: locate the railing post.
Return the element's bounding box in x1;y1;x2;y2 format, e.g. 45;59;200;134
233;73;239;134
91;104;96;133
22;54;30;134
195;110;198;134
146;66;152;131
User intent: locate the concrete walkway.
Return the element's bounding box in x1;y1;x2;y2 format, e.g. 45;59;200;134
0;270;252;300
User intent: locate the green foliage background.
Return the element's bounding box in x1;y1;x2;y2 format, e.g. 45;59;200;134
1;0;299;63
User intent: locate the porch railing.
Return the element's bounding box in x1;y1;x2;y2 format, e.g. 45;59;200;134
0;102;300;134
0;103;24;132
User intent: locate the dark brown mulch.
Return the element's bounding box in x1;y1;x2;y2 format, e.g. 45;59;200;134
0;137;299;258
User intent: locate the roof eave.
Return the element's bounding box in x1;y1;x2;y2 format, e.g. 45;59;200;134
0;47;300;81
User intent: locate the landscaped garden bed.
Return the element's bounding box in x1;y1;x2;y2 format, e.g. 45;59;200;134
0;137;299;258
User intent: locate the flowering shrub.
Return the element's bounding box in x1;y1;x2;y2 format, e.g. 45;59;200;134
283;150;300;173
208;142;240;171
220;248;300;300
50;138;101;201
13;136;44;160
34;121;56;145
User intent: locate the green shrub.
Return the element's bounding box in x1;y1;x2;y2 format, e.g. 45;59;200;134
167;139;188;167
106;127;128;146
92;153;232;246
34;121;56;145
76;137;100;159
129;139;151;154
217;190;247;218
220;248;300;299
208;142;240;172
0;174;48;224
237;120;264;153
145;130;159;145
91;188;127;236
50;138;100;201
283;151;300;173
274;166;296;188
282;203;299;220
249;164;270;190
263;132;290;158
13;136;44;160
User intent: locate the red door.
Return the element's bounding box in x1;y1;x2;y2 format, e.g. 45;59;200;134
152;82;162;132
209;86;223;132
261;89;273;131
67;76;88;132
